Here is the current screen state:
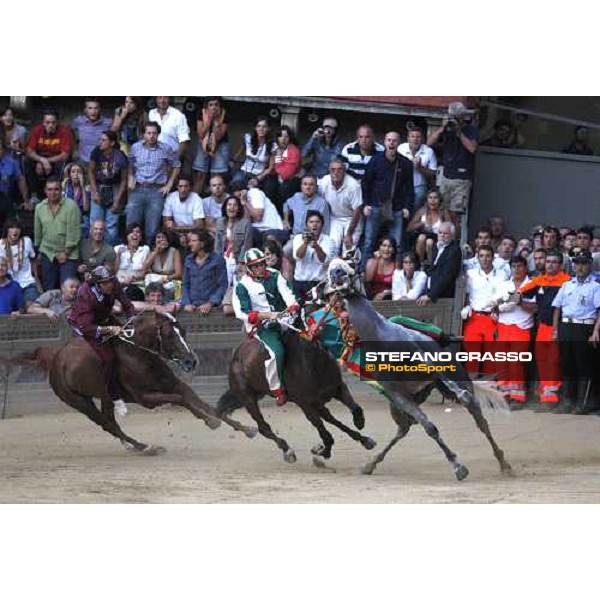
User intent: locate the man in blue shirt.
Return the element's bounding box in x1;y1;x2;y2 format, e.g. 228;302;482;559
181;229;228;315
70;97;113;165
0;256;24;316
552;249;600;414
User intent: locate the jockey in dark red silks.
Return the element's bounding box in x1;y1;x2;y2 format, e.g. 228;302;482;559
67;265;136;416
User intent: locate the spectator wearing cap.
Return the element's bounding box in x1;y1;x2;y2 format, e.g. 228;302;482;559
127;122;181;244
561;126;594;156
552;249;600;414
427;101;478;235
490;256;536;407
398;125;437;211
302;117;345;179
362;131;414;269
517;250;571;410
340;124;384;182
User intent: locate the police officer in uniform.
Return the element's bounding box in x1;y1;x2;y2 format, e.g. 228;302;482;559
552;249;600;414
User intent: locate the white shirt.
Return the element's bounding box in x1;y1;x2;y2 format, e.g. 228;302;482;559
240;133;276;176
497;277;535;329
293;233;337;282
148;106;190;153
202;195;227;221
245;188;282;230
318;174;363;221
163;191;205;227
466;267;509;312
398;143;437;188
115;244;150;282
0;236;36;288
392;269;428;300
465;255;511;279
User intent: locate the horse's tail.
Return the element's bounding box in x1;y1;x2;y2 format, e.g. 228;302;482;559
12;347;59;373
215;389;245;417
472;381;510;412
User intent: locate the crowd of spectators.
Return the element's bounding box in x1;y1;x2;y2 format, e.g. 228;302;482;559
0;97;482;320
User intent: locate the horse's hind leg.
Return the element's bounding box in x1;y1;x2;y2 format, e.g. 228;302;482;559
61;389;156;453
387;390;469;481
244;399;297;464
316;405;376;450
362;410;413;475
461;393;513;475
333;382;365;430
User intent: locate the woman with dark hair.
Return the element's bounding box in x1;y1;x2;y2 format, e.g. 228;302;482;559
264;237;293;282
215;196;252;282
365;236;397;300
88;130;129;246
62;162;91;239
273;125;301;209
1;107;27;155
192;97;230;195
0;218;42;307
142;229;183;301
392;251;427;300
230;116;278;201
111;96;146;155
114;222;150;290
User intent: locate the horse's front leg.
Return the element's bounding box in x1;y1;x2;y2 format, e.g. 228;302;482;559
333;381;365;430
244;399;297;464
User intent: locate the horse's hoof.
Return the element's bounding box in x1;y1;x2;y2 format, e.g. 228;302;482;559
361;462;376;476
313;456;336;473
311;444;326;456
284;450;297;464
244;426;259;439
502;463;515;477
205;417;221;430
454;464;469;482
361;437;377;450
142;445;166;456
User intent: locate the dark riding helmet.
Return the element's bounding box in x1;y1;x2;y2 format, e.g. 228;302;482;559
90;265;116;284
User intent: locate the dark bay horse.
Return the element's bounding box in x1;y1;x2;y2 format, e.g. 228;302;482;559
20;312;255;454
215;325;376;468
328;258;513;481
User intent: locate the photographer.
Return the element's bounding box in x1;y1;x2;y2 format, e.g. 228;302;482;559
292;210;336;298
427;102;478;232
301;117;345;179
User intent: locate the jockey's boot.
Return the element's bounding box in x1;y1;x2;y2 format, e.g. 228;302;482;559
273;389;288;407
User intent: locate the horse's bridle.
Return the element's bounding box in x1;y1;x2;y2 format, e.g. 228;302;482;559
114;312;190;365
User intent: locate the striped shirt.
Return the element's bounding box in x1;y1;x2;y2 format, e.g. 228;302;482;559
34;197;82;261
129;141;181;185
340;140;384;181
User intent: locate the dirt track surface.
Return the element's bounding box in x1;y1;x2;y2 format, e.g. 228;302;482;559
1;396;600;503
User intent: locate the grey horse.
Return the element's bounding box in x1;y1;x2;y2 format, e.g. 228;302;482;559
328;256;513;481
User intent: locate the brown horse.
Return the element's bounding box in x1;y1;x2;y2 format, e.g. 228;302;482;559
215;328;376;468
20;311;256;454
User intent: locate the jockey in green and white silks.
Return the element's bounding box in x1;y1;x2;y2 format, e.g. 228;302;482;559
232;248;300;406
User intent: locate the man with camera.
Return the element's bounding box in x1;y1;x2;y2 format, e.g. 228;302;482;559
302;117;345;179
292;210;337;299
427;102;478;233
